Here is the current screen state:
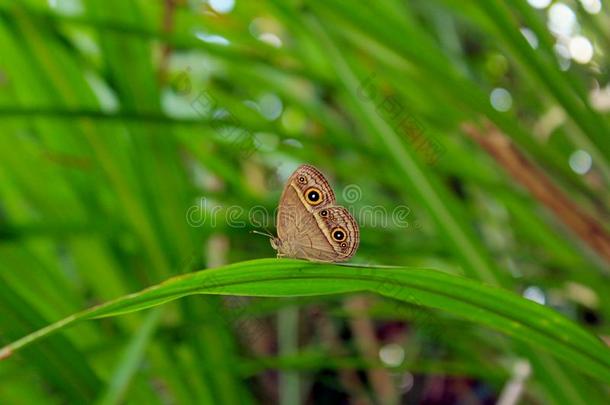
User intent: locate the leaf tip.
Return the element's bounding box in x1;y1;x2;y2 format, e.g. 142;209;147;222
0;347;12;361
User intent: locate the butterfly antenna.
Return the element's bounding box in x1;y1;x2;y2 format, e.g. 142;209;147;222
263;224;275;237
250;229;274;238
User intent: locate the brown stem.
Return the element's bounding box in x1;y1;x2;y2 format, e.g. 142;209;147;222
158;0;177;85
462;122;610;266
345;296;398;405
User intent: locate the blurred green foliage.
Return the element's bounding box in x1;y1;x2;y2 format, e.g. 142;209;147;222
0;0;609;404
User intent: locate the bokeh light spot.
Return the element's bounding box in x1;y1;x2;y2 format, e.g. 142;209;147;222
580;0;601;14
523;286;546;305
379;343;405;367
569;150;593;174
490;88;512;112
259;32;282;48
195;31;230;46
527;0;551;8
520;28;539;48
209;0;235;14
258;93;283;121
548;3;577;36
569;36;594;64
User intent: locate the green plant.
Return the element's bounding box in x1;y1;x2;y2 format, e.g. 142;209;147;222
1;0;609;404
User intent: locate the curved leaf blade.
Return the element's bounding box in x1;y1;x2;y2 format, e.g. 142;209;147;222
2;259;609;384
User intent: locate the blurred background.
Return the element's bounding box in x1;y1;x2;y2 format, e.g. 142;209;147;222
0;0;609;403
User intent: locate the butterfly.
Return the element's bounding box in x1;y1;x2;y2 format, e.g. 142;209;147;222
270;164;359;262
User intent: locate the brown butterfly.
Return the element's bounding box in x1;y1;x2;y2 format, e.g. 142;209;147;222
270;165;359;262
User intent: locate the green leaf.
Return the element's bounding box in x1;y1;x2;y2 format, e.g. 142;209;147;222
2;259;609;385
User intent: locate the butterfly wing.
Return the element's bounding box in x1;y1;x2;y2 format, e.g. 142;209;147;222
285;164;336;207
276;164;335;241
284;206;359;262
275;184;339;261
274;165;359;262
313;206;360;261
